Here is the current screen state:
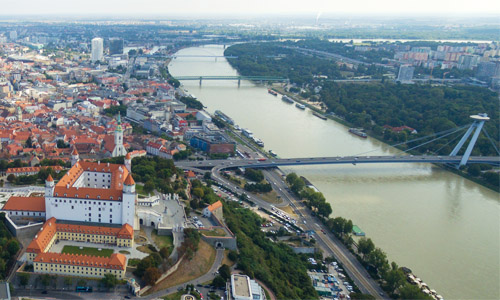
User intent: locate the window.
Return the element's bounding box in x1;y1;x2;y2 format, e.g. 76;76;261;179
99;208;101;211
110;209;112;212
89;213;91;216
71;206;74;209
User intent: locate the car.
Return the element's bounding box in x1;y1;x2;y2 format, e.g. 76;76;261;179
125;296;131;299
41;291;48;294
197;284;203;287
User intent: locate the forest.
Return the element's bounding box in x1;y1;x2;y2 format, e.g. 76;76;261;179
223;200;318;300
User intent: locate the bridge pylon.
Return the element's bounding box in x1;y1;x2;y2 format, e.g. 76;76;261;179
449;113;490;167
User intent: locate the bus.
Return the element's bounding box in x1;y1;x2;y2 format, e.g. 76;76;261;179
76;286;93;292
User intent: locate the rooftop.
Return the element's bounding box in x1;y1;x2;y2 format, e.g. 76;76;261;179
34;252;126;270
2;196;45;212
232;274;251;299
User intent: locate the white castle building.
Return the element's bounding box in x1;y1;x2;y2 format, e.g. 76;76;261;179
44;152;136;226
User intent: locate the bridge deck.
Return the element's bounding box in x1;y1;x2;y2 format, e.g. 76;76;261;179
176;155;500;170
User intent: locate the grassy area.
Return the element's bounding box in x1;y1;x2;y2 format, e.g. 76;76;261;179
162;291;184;300
128;258;141;267
135;184;150;197
151;229;174;250
222;250;235;267
62;246;113;257
201;227;226;237
147;240;216;294
119;250;130;254
258;190;282;204
137;245;155;254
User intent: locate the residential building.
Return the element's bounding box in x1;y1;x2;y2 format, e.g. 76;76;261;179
109;38;124;55
91;38;104;62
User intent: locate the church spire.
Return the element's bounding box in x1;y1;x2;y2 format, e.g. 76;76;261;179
115;112;123;132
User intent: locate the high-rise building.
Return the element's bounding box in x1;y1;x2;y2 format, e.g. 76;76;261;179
109;38;124;55
397;65;415;83
9;30;17;41
91;37;104;62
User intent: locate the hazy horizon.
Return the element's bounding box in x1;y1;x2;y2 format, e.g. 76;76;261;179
1;0;499;17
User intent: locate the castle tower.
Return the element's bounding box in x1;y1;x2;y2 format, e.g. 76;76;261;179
122;173;136;226
71;147;79;166
112;113;127;157
16;106;22;121
124;152;132;172
45;174;54;197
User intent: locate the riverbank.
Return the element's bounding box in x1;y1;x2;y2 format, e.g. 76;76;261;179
167;45;500;300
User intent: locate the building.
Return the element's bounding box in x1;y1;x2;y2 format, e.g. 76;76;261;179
1;196;46;218
397;65;415;83
0;282;10;300
44;159;136;226
230;274;266;300
190;133;235;155
6;166;63;177
34;252;126;279
9;31;17;41
109;38;124;55
202;200;223;220
112;113;127;157
26;217;133;261
91;38;104;62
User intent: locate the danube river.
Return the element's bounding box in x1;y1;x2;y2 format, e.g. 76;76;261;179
169;45;500;299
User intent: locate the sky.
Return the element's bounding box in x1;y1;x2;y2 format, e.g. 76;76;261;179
1;0;499;16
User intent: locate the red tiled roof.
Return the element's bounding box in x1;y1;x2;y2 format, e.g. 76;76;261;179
2;196;45;212
206;200;222;212
34;252;126;270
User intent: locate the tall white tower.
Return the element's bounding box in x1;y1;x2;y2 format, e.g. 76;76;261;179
124;152;132;172
91;37;104;62
122;173;136;226
71;148;79;166
112;113;127;157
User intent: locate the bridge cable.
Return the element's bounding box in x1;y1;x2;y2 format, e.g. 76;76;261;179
353;124;471;156
481;128;500;156
403;127;469;153
430;128;469;155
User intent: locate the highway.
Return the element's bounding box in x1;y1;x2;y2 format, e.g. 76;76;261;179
197;164;388;299
176;155;500;170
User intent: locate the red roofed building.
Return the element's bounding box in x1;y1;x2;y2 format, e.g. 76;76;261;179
203;200;223;221
1;196;46;218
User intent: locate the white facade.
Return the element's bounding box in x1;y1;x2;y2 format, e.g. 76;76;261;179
91;38;104;62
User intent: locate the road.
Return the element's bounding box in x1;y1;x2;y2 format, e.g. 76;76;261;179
265;169;386;298
203;164;387;299
144;249;224;299
176;155;500;170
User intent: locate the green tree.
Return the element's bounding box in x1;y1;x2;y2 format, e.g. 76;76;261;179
64;277;72;288
143;267;161;286
212;275;226;288
19;273;30;287
101;273;118;289
218;264;231;281
6;174;15;183
399;283;433;299
143;180;155;194
357;237;375;259
384;262;406;294
7;240;19;256
467;164;481;177
77;279;86;286
159;246;170;259
40;274;51;287
367;248;389;276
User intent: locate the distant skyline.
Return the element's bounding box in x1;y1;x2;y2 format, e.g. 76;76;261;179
1;0;499;16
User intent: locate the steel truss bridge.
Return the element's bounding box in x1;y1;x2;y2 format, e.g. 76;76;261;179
173;75;288;86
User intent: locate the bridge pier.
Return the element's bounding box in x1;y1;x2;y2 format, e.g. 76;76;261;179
199;77;202;86
449;113;490;167
238;78;241;87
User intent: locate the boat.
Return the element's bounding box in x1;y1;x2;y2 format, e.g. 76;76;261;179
268;89;278;96
348;128;367;138
295;103;306;110
269;150;277;157
214;110;234;125
313;111;327;120
253;137;264;147
282;95;294;104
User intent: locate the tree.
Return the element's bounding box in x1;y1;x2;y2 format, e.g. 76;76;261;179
7;240;19;256
143;180;155;194
159;246;170;259
399;283;433;299
192;187;205;199
40;274;51;287
468;164;481;177
357;237;375;259
77;279;86;286
227;250;238;262
384;262;406;294
212;275;226;288
101;273;118;289
367;248;389;276
6;174;15;183
19;273;30;287
64;277;72;288
143;267;161;286
218;264;231;281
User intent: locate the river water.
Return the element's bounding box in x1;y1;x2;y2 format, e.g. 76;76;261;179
168;45;500;300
